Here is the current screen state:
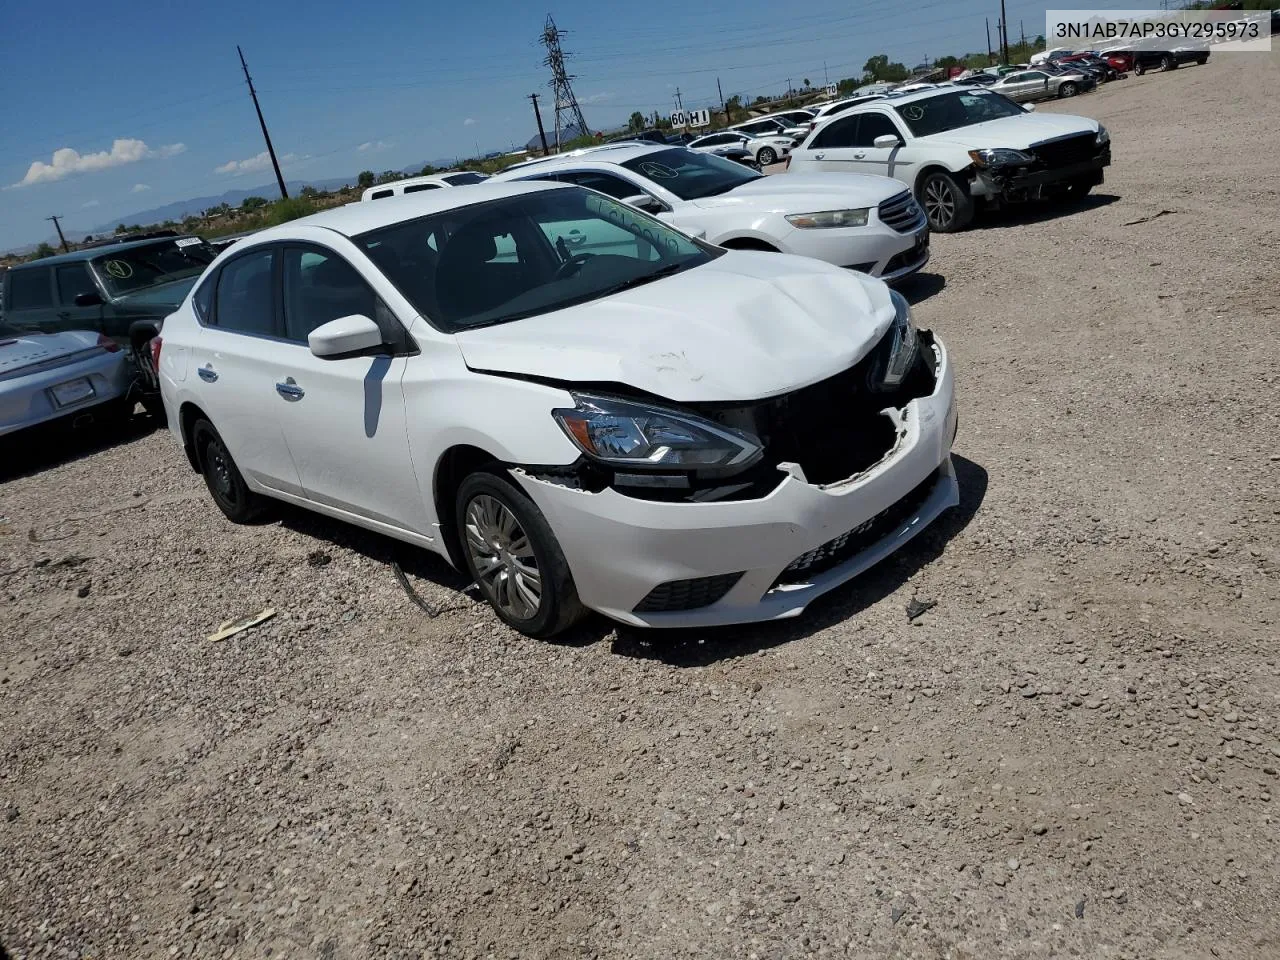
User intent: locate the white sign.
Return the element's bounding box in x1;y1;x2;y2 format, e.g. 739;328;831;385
670;108;711;129
825;83;838;97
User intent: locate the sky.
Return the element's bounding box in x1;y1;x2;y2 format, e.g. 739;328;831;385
0;0;1147;250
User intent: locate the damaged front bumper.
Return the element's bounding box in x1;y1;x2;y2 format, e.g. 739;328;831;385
970;151;1110;202
513;338;959;628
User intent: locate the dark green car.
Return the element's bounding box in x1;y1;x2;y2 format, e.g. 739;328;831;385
1;235;218;413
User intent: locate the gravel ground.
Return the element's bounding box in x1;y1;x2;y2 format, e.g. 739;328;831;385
3;53;1279;960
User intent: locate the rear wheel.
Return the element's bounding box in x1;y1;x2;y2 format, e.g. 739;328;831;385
1159;55;1175;72
456;470;585;638
1134;62;1146;76
192;419;269;523
756;146;777;167
1196;55;1208;66
918;171;974;233
1058;81;1078;98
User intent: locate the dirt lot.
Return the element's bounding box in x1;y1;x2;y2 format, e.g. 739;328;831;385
3;52;1279;960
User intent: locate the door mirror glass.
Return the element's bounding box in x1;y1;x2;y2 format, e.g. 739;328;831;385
73;291;104;307
622;194;665;213
308;314;384;358
873;134;902;149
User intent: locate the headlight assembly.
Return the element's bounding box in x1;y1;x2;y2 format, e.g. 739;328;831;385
874;289;920;390
1095;125;1110;147
552;394;762;474
784;208;870;229
967;147;1034;167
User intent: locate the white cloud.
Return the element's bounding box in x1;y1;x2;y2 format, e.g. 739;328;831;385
10;139;187;188
131;183;150;193
214;151;300;175
82;199;100;208
357;140;392;153
581;91;615;104
463;117;477;127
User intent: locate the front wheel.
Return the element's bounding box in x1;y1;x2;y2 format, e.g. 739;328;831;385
456;471;586;638
1159;55;1175;72
1064;176;1095;201
1058;81;1078;98
756;146;777;167
1134;62;1146;76
918;171;974;233
192;419;270;523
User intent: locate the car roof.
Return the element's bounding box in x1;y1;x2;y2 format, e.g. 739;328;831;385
496;142;673;176
7;235;203;270
243;181;570;240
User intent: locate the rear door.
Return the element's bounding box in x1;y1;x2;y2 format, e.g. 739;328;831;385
187;246;303;496
4;266;58;334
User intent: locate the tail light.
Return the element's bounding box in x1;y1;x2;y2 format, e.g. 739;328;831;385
150;335;163;372
96;334;121;353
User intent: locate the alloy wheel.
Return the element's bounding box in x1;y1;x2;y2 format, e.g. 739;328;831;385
464;494;543;620
923;179;956;230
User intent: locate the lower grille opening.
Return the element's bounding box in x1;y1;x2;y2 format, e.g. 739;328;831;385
633;572;744;613
772;467;941;587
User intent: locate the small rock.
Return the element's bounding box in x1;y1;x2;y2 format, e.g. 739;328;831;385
1178;792;1194;805
890;905;907;925
1074;899;1086;919
1031;824;1048;836
4;807;18;823
306;550;331;568
905;598;936;621
76;582;91;598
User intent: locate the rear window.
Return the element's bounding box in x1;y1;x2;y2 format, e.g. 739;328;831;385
403;183;441;194
7;268;53;311
443;173;488;186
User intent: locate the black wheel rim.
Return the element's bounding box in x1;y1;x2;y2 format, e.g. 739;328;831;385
923;178;955;229
205;437;240;507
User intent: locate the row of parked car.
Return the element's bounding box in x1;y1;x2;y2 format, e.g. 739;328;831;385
0;78;1111;637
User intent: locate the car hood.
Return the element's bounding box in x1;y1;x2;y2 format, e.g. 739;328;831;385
113;276;199;312
688;172;905;212
0;330;107;378
919;112;1099;150
454;252;895;403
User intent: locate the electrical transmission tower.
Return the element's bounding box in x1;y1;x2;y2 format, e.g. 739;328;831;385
539;14;589;149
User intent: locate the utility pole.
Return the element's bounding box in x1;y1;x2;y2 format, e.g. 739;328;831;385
1020;20;1026;50
986;18;995;64
999;0;1010;64
717;77;728;123
823;60;829;86
46;215;69;253
674;87;683;113
237;45;288;199
528;93;549;155
786;77;792;102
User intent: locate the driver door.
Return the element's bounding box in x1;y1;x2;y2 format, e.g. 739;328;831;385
846;112;915;185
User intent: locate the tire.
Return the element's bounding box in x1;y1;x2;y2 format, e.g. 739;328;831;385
1134;62;1146;76
192;419;270;523
917;171;974;233
1064;176;1095;200
1160;55;1175;72
455;470;586;638
1058;81;1078;98
756;146;777;167
1196;56;1208;66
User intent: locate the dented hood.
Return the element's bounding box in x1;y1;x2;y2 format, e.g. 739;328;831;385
919;112;1100;151
454;252;896;403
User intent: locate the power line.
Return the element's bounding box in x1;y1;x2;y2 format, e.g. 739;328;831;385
237;45;289;200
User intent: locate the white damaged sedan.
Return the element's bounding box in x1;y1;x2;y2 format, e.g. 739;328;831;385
158;182;958;637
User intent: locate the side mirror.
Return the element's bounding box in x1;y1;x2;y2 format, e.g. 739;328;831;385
1023;103;1037;112
308;314;384;359
74;292;104;307
873;134;903;149
688;228;708;241
622;194;665;214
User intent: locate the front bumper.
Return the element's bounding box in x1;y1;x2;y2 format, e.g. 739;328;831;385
781;220;929;281
515;338;959;628
970;151;1110;200
0;350;130;437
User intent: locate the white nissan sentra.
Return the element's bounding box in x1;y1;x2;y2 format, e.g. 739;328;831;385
157;182;958;637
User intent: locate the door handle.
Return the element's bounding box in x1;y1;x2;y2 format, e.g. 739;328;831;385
853;153;866;160
197;365;218;383
813;153;825;160
275;377;304;401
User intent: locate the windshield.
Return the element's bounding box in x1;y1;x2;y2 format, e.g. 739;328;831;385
620;148;761;201
893;91;1027;137
356;186;715;332
92;238;217;297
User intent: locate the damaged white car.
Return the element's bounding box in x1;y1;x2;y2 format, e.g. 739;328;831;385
158;182;958;637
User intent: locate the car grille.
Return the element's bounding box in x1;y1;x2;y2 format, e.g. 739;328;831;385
633;572;744;613
1028;133;1098;170
772;468;941;587
878;192;927;233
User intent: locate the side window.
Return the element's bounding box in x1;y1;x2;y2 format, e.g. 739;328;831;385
852;113;902;147
213;250;277;337
55;264;97;305
812;115;859;149
282;247;378;343
8;269;53;311
403;183;441;194
370;189;394;200
192;275;215;323
559;171;640;201
538;215;654;261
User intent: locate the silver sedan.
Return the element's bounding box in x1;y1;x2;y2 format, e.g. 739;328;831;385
0;323;132;437
991;68;1089;102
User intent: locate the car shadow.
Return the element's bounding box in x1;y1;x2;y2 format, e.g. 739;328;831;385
0;406;159;483
558;455;989;666
975;192;1120;230
896;271;946;306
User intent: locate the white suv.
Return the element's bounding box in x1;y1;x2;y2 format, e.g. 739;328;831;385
157;182;957;637
493;143;930;282
789;87;1111;231
687;130;794;167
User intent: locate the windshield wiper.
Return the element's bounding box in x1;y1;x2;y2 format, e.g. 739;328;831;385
599;262;687;296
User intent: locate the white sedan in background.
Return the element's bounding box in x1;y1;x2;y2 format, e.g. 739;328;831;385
157;182;957;637
492;143;930;282
686;130;795;167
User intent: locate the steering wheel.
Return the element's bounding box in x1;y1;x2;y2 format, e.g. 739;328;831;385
553;252;595;280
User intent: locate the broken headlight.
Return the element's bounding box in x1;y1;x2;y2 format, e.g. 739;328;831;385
1095;125;1110;147
967;148;1034;168
552;393;763;474
872;290;920;391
